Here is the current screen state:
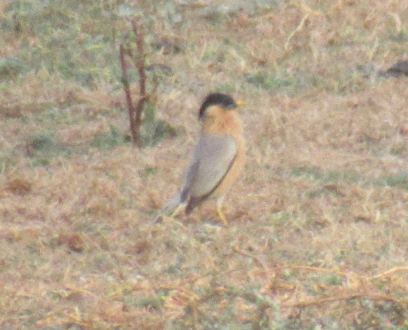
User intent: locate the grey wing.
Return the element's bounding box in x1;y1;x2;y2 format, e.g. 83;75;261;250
181;134;237;199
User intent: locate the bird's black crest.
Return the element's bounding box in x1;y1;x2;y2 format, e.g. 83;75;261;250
198;93;237;119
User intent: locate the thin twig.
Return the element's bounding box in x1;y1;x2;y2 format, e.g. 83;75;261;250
233;247;348;278
369;267;408;279
61;311;91;327
285;14;309;50
119;45;138;144
131;19;149;147
230;253;408;309
279;265;348;277
64;285;98;297
233;246;270;275
285;293;407;308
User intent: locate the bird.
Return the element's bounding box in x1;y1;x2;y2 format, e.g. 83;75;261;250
163;92;246;226
379;60;408;77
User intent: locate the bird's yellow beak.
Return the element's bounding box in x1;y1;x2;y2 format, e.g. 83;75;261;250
236;101;245;106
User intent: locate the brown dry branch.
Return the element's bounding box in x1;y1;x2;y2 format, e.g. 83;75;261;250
119;20;149;146
119;45;138;145
131;20;149;147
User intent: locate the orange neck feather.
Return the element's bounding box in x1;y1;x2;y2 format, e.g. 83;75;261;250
202;107;243;137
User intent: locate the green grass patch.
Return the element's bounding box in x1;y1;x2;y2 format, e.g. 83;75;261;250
0;153;16;174
373;173;408;190
2;0;122;87
290;166;360;184
27;132;72;166
0;58;28;79
246;72;294;90
90;124;129;149
291;166;408;191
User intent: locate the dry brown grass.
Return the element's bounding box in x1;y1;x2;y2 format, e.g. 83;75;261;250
1;0;408;329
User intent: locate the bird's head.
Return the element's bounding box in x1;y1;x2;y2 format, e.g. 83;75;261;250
198;93;244;120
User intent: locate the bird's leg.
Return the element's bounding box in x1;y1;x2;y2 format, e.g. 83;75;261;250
216;196;228;226
170;203;185;218
196;204;202;223
151;198;185;224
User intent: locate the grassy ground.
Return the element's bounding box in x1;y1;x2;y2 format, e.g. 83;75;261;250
1;0;408;329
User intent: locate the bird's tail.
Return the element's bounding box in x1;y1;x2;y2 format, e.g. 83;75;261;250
150;191;187;223
163;192;185;214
